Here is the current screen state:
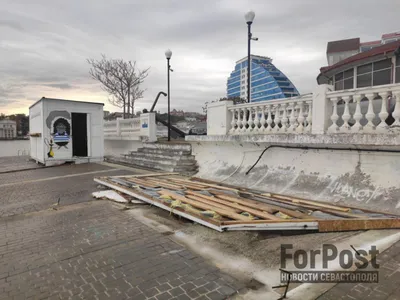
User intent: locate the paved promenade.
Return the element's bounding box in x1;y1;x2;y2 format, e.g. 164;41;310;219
0;161;245;300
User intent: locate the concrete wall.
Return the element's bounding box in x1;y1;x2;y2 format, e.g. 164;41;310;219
104;140;143;156
187;138;400;213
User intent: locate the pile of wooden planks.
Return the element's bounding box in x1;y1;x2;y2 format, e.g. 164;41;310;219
94;173;400;233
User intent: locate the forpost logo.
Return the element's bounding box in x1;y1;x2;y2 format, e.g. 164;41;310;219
279;244;379;283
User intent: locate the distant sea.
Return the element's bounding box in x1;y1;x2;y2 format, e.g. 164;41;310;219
0;140;30;157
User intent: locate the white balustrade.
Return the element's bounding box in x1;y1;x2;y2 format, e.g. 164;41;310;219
104;113;156;141
226;95;313;135
326;83;400;134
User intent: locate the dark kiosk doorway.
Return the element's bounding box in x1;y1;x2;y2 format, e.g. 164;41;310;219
71;113;88;157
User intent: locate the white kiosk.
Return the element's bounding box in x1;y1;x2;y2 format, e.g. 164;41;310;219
29;97;104;166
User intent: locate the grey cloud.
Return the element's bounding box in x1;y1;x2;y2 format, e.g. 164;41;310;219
1;0;400;114
43;83;75;90
0;20;24;31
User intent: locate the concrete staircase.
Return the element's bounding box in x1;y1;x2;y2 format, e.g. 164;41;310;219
107;143;198;175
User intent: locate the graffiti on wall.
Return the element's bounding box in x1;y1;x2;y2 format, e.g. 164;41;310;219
329;182;383;203
45;111;71;157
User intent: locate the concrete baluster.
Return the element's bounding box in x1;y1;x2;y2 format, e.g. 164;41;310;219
306;101;313;132
341;96;351;132
254;106;261;132
364;93;376;133
289;101;297;131
377;92;389;132
281;103;289;132
273;104;281;132
351;95;363;132
260;105;266;132
240;108;248;133
328;97;339;133
266;104;272;132
297;101;305;133
247;107;254;133
392;92;400;127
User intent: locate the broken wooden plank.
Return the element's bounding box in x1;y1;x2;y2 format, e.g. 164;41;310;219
126;178;160;188
318;218;400;232
222;219;319;225
94;177;223;231
111;172;179;178
255;194;365;219
185;195;241;213
155;178;205;191
175;178;237;191
158;190;251;221
264;193;351;212
186;191;282;221
210;191;316;220
145;179;183;190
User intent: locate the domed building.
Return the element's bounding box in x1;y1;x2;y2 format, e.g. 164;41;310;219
226;55;299;102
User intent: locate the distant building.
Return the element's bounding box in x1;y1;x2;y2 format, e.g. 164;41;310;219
326;31;400;66
226;55;299;102
170;109;185;117
0;119;17;139
318;40;400;91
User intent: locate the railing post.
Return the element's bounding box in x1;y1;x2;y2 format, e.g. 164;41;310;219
207;100;234;135
140;112;157;142
311;84;334;134
116;118;122;136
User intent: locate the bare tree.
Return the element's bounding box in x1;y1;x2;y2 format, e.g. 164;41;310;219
87;54;150;118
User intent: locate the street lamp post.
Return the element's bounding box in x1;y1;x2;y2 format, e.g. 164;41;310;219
245;11;256;103
165;49;172;141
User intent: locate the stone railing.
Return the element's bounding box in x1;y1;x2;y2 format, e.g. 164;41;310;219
326;84;400;133
206;83;400;136
227;94;313;134
104;113;157;142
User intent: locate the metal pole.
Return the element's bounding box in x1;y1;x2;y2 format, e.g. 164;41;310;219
247;22;252;103
167;58;171;141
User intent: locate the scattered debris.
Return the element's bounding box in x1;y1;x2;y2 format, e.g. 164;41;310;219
92;190;130;203
94;174;400;232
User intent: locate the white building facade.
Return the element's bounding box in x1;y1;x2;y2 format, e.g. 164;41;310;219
0;119;17;139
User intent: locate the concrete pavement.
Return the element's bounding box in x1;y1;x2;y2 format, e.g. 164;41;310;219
0;160;245;299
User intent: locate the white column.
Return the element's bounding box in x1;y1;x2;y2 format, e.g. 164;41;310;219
327;97;339;133
247;107;254;133
260;105;266;132
311;84;334;134
140;113;157;142
296;101;305;133
254;106;261;132
377;92;389;132
281;103;289;132
288;101;297;131
351;95;363;132
363;93;376;133
273;104;281;132
206;100;234;135
265;104;272;132
392;92;400;127
340;96;351;132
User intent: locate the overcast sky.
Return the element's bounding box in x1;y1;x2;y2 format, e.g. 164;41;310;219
1;0;399;115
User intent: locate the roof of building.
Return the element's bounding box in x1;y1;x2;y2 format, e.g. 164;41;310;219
319;40;400;75
236;54;272;64
29;97;105;109
382;31;400;39
360;40;381;46
327;38;360;54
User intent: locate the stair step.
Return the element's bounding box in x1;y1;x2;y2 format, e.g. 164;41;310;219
143;142;192;152
136;148;191;156
122;154;197;167
107;156;198;173
129;151;195;161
